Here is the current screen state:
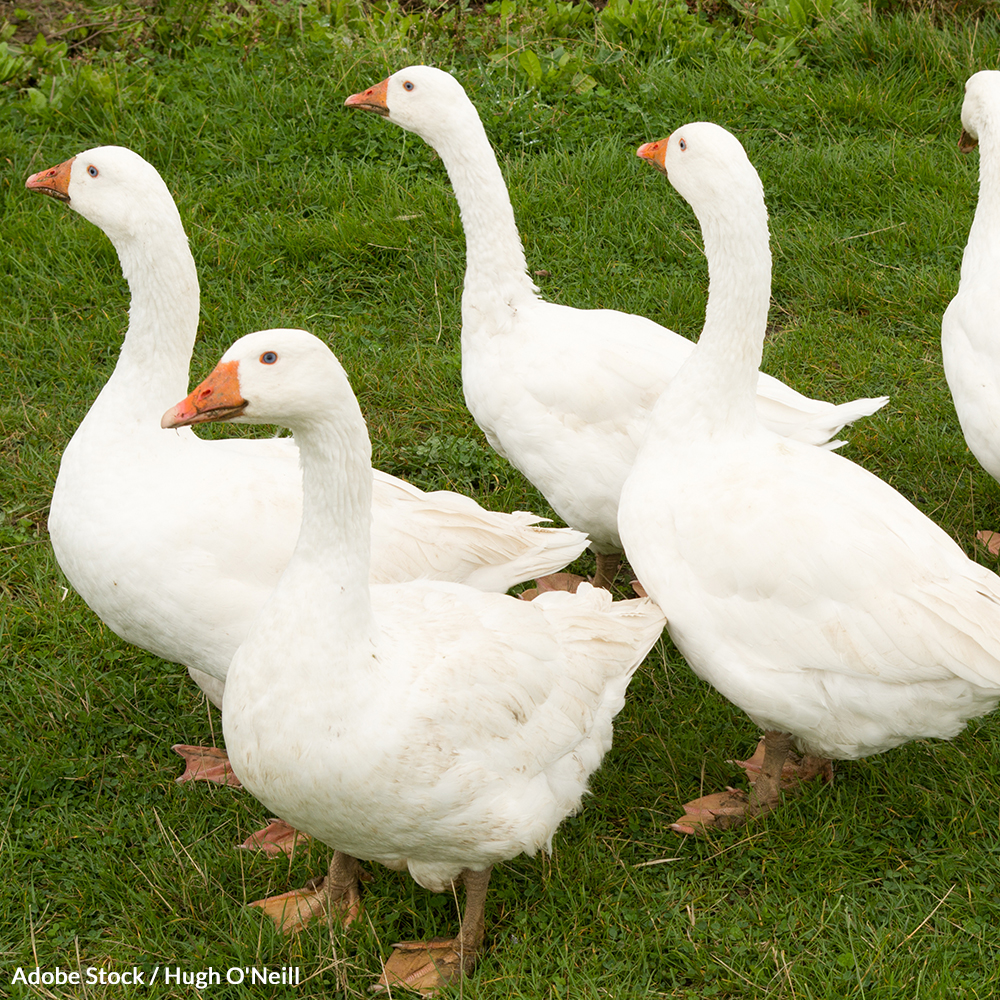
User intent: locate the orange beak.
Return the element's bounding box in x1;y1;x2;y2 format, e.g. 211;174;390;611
26;157;75;202
959;128;979;154
161;360;247;429
344;77;389;116
636;138;668;175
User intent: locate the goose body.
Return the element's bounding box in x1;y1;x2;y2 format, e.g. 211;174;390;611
346;66;888;568
617;123;1000;829
942;71;1000;483
228;575;656;884
163;328;665;986
26;147;589;706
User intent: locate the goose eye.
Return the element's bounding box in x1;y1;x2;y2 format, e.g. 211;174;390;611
260;351;278;365
87;165;99;177
403;80;414;91
678;138;687;151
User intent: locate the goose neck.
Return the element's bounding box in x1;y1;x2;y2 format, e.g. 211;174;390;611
432;118;538;305
652;201;772;440
964;129;1000;265
99;223;201;422
279;413;377;639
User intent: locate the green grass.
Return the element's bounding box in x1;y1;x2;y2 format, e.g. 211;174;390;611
4;3;1000;997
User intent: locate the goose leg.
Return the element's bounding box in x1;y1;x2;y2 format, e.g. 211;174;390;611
671;730;801;835
732;737;834;790
592;551;621;590
522;552;623;598
250;851;364;935
745;730;794;815
375;866;493;994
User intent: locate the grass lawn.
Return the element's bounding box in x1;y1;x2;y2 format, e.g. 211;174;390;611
2;1;1000;996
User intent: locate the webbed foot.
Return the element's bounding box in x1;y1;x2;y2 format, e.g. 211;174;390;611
518;571;587;601
250;851;364;935
239;818;312;857
172;744;241;787
373;937;472;995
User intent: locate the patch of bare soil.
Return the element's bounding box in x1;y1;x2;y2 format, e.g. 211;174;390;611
1;0;154;48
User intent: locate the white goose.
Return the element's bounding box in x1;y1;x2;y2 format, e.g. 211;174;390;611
618;122;1000;834
26;146;589;715
162;328;666;992
942;71;1000;497
345;66;888;587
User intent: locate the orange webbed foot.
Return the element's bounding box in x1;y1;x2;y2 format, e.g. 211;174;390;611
250;878;331;935
370;866;490;994
373;938;474;996
519;571;587;601
250;851;365;935
670;787;751;835
976;530;1000;557
672;732;808;836
239;818;312;857
172;744;241;787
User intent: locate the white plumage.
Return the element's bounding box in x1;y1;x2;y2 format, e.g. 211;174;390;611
26;146;589;706
345;66;887;580
942;70;1000;486
617;122;1000;830
163;328;665;988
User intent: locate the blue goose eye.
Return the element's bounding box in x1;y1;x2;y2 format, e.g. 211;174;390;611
260;351;278;364
403;80;415;91
87;165;99;177
678;138;687;151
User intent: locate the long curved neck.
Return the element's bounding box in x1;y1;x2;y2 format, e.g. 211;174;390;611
963;127;1000;276
428;112;539;309
276;411;377;646
91;216;200;425
650;194;772;441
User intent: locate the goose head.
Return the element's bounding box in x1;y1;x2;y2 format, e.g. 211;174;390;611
25;145;183;245
959;70;1000;154
637;122;764;220
345;65;479;145
162;328;361;434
